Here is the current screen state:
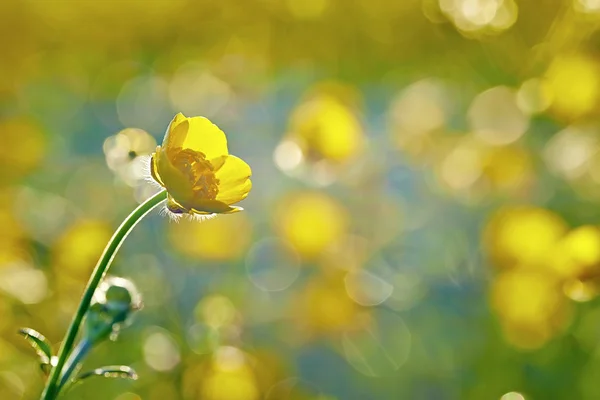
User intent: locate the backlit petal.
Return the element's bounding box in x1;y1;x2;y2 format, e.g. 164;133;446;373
221;206;244;214
152;113;251;219
156;149;194;206
189;199;243;214
181;116;229;159
209;155;227;171
215;155;252;205
171;112;187;127
163;112;188;150
150;151;165;187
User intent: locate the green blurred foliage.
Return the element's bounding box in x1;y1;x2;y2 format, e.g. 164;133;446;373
2;0;600;399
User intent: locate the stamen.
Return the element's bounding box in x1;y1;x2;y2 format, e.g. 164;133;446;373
169;148;220;201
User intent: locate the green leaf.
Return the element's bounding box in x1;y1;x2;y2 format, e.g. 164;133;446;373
40;356;58;376
77;366;138;381
18;328;53;364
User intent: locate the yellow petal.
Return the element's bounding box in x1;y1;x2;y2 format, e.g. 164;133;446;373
189;200;243;214
184;117;229;159
150;151;165;187
163;114;229;160
209;155;228;171
221;206;244;214
215;155;252;205
162;112;188;149
156;149;194;206
166;195;188;214
172;112;187;126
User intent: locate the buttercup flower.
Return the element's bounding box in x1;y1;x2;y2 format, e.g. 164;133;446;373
150;113;252;218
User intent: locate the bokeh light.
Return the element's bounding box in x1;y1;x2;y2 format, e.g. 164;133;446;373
143;328;181;372
168;214;253;261
103;127;156;186
275;192;348;259
545;54;600;119
3;1;600;398
439;0;518;34
468;86;528;146
0;118;46;185
245;238;301;292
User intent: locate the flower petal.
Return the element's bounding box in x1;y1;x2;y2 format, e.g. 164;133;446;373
209;155;228;171
221;206;244;214
150;151;165;187
215;155;252;205
189;200;243;214
162;112;188;149
156;149;194;205
181;116;229;159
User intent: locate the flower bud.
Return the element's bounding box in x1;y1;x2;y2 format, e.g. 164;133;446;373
84;276;142;344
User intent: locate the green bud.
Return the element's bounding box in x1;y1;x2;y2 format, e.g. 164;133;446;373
106;285;132;308
95;276;142;312
84;276;142;345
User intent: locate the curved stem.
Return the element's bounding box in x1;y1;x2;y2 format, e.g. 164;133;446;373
41;190;167;400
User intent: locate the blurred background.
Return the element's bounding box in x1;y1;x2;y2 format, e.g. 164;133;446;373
2;0;600;399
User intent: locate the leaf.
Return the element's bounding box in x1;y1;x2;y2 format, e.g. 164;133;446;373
40;356;58;376
18;328;53;364
77;366;138;381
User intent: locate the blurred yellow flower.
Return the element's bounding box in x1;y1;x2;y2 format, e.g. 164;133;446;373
491;269;570;349
53;219;113;278
202;347;259;400
546;54;600;119
561;226;600;267
288;90;364;164
484;206;567;268
275;192;348;259
492;269;562;325
549;225;600;279
293;273;369;336
436;136;533;198
481;145;533;191
168;213;252;261
150;113;252;218
0;189;28;267
0;118;46;185
183;347;292;400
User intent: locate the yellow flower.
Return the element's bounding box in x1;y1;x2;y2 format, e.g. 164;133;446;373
168;213;252;261
150;113;252;217
289;93;364;163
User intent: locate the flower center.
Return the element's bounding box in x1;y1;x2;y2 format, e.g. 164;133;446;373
170;147;220;201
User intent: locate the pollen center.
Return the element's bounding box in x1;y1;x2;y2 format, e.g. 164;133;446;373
170;147;220;200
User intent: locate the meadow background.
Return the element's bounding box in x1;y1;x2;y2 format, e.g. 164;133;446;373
2;1;600;399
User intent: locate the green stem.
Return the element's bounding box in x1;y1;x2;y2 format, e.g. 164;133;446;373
41;190;167;400
58;339;92;390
